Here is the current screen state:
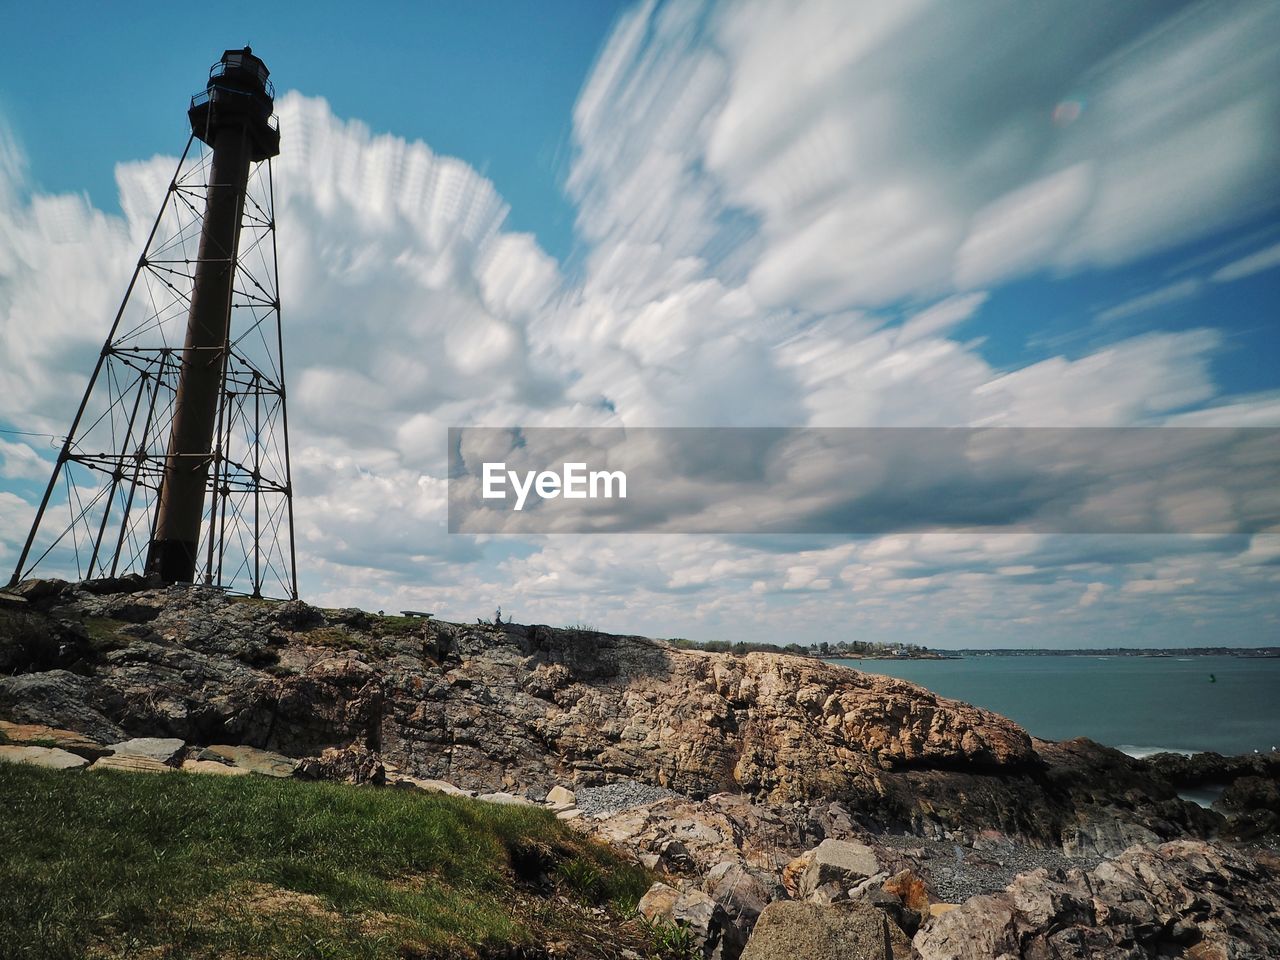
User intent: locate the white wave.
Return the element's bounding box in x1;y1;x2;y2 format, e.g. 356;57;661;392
1116;744;1199;759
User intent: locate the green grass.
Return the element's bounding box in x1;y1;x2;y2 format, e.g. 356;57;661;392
0;765;653;959
373;615;431;638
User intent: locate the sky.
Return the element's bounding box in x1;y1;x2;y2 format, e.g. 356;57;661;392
1;0;1278;648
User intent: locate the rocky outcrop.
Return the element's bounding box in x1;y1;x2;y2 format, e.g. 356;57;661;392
1217;776;1280;841
0;581;1225;851
1143;750;1280;841
1142;749;1280;786
913;839;1280;959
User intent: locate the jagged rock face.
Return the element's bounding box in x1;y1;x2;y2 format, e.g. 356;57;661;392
1142;750;1280;843
1142;750;1280;786
0;584;1222;846
912;840;1280;960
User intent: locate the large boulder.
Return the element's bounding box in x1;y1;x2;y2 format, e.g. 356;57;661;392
740;900;916;960
0;670;126;744
107;737;186;764
795;839;881;900
703;861;775;937
545;784;576;810
271;599;326;630
0;744;89;770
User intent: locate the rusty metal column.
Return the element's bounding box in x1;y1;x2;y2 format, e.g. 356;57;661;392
146;122;252;583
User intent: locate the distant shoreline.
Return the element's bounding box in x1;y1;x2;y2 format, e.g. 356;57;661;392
822;648;1279;660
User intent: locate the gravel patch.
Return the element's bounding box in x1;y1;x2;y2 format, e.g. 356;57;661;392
875;833;1105;903
574;780;677;816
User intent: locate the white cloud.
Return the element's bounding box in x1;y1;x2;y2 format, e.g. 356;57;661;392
1212;240;1280;282
896;293;988;346
1;3;1278;646
572;0;1280;311
1095;279;1203;324
0;437;49;481
1078;582;1108;607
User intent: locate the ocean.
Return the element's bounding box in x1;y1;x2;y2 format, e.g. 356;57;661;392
831;655;1280;757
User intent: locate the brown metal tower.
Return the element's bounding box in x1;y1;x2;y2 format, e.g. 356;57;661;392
147;47;281;584
10;48;297;598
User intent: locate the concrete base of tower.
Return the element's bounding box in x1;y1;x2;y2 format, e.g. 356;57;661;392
145;538;199;585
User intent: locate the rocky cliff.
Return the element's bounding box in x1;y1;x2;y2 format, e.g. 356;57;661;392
0;578;1241;853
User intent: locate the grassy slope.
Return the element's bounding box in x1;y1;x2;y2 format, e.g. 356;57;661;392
0;764;653;960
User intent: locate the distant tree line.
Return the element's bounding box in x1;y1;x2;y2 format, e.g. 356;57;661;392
666;637;930;657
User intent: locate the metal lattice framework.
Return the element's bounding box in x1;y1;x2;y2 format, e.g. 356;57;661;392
10;134;298;598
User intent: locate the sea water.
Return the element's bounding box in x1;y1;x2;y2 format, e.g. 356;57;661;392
832;654;1280;757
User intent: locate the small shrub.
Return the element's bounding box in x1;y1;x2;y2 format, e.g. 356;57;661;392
639;914;701;959
555;858;601;899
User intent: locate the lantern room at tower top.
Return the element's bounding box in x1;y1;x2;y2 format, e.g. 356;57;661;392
188;46;280;162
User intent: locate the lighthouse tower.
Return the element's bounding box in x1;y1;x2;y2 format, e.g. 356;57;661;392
10;49;297;598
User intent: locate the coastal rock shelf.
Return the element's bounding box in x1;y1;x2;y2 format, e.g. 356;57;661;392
0;580;1252;846
2;578;1278;958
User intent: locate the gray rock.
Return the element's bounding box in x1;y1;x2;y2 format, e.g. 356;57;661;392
271;599;325;630
1063;813;1159;857
91;754;175;774
0;670;126;744
914;840;1280;960
808;880;851;905
397;777;472;797
294;744;383;784
798;839;880;900
704;861;772;935
546;784;576;810
108;737;186;764
199;744;297;778
7;578;70;603
478;791;535;806
655;838;696;872
740;900;914;959
0;744;89;770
